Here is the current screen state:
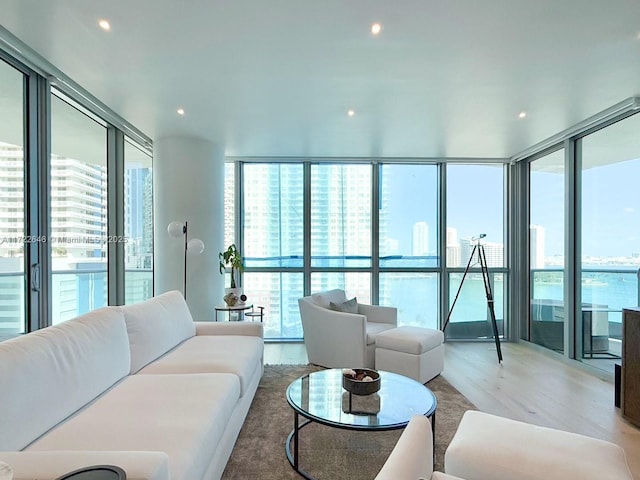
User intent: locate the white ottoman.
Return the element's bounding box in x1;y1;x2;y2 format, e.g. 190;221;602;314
375;326;444;383
445;411;634;480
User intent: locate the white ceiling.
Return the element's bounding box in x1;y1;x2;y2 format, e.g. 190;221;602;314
0;0;639;159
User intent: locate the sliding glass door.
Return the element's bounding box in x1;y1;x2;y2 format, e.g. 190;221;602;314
579;113;640;371
50;94;108;324
0;59;27;337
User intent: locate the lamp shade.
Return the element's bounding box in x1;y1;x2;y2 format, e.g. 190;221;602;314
187;238;205;255
167;221;185;238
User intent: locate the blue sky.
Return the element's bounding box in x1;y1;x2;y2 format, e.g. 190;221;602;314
384;158;640;260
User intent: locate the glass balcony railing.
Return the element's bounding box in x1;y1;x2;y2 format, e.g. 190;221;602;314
0;269;153;333
531;267;639;360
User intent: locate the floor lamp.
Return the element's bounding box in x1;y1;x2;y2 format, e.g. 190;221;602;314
167;221;204;299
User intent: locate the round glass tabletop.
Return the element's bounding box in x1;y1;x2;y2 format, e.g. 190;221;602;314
286;368;437;431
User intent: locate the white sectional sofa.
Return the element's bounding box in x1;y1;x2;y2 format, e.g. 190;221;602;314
0;290;264;480
376;411;634;480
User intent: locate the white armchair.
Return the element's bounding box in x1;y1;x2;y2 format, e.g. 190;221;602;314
298;289;397;369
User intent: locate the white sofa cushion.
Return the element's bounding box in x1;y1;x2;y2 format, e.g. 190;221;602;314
366;322;396;345
137;335;263;396
120;290;196;373
27;373;241;480
0;307;130;451
445;410;633;480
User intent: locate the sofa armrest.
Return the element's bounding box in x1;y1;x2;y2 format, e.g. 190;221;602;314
0;451;169;480
194;321;263;338
358;303;397;326
374;415;434;480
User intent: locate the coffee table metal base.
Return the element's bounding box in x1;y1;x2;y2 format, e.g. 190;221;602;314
285;412;315;480
285;410;436;479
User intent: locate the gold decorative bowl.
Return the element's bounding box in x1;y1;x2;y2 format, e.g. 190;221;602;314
342;368;381;396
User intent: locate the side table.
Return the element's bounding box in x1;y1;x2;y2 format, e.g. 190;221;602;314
214;303;253;321
54;465;126;480
244;305;265;322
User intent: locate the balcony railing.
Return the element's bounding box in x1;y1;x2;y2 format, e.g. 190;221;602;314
0;269;153;334
531;267;639;358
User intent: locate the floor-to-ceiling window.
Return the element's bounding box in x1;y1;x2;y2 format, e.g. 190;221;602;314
0;40;152;335
529;149;566;353
124;139;153;304
379;164;439;329
310;163;372;303
0;59;26;336
50;93;108;324
579;113;640;371
242;163;304;338
446;164;507;340
234;159;509;340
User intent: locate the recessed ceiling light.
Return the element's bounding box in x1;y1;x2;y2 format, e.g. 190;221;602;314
98;19;111;31
371;23;382;35
347;109;355;117
177;108;185;116
518;111;527;119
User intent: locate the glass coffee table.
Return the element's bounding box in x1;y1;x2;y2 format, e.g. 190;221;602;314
285;368;437;479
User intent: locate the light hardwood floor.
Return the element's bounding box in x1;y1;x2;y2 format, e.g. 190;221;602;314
264;341;640;478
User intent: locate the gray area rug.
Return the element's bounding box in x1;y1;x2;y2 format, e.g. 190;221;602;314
221;365;475;479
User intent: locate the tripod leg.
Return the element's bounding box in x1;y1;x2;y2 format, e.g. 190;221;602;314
443;244;478;333
479;246;503;363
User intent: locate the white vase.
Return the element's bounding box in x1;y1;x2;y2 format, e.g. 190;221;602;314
224;287;244;305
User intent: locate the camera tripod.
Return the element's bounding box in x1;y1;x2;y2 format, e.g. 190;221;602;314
443;234;503;363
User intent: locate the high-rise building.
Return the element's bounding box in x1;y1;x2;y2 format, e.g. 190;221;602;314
412;222;429;256
446;227;461;267
460;237;504;268
0;142;154;323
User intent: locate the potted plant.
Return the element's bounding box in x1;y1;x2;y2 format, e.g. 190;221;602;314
219;244;244;305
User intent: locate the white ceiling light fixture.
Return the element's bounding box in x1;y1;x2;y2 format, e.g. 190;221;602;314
98;19;111;31
518;111;527;119
347;109;355;117
371;23;382;35
177;108;185;116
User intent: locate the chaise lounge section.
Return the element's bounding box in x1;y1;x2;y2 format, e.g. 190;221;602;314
0;290;264;480
375;411;633;480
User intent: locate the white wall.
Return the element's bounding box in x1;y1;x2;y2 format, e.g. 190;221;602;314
154;136;225;320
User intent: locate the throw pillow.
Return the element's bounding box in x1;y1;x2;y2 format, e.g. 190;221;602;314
329;297;358;314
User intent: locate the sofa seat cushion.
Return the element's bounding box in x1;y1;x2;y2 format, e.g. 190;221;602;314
119;290;196;374
445;410;633;480
136;335;263;397
27;373;240;480
366;322;396;345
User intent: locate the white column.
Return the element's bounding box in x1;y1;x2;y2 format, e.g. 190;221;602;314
154;136;225;320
